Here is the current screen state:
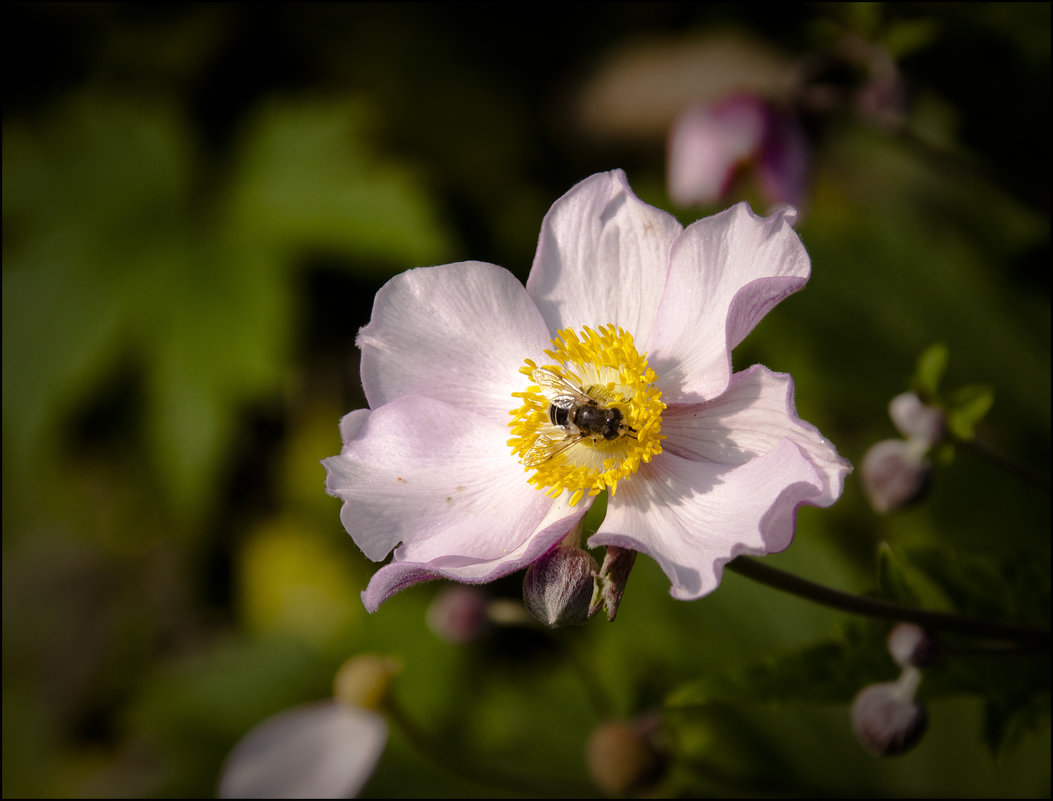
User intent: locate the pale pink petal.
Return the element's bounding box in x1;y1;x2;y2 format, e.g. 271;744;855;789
358;261;552;424
218;702;386;799
526;170;682;346
648;203;809;401
325;395;550;562
667;99;766;206
660;365;849;504
323;395;584;611
589;439;827;600
362;499;584;613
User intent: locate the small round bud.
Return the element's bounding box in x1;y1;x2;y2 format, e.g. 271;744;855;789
523;546;598;628
887;623;938;668
586;718;664;796
889;392;946;447
851;669;928;757
860;439;931;514
333;654;401;711
427;585;491;644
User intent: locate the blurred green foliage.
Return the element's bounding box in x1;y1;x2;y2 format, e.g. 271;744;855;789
3;3;1048;798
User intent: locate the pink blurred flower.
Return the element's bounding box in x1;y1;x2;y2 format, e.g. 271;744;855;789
323;170;848;611
861;392;946;514
668;95;809;212
851;668;928;757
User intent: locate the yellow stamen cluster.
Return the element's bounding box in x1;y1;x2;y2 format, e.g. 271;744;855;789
508;325;665;506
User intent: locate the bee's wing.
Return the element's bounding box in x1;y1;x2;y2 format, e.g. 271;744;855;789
531;368;591;406
520;432;583;467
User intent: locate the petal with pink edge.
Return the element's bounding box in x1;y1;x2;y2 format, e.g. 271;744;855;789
358;261;552;424
361;498;585;613
660;365;850;504
648;203;809;402
323;394;558;564
527;170;682;347
589;438;826;600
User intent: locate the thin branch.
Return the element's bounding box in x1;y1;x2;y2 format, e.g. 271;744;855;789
726;557;1049;649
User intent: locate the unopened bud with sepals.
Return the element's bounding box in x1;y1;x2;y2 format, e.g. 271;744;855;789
523;545;598;627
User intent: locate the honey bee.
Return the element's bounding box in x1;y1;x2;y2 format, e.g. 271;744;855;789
522;368;635;467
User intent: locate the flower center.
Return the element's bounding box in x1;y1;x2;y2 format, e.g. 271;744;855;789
507;325;665;506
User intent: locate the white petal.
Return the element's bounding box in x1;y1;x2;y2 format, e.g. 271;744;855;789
323;395;556;565
590;439;827;600
361;496;585;612
526;170;682;345
660;365;850;505
648;203;809;401
218;702;387;799
358;261;552;423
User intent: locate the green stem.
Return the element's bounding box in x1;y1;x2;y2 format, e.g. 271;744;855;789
726;557;1049;649
962;435;1049;491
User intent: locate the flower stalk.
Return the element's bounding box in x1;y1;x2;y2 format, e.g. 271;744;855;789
726;556;1050;648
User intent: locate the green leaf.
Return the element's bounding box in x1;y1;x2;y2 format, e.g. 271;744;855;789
912;342;949;400
667;624;890;709
945;384;995;441
226;98;454;272
4;90;456;520
904;544;1049;626
881;17;941;59
2;94;194;477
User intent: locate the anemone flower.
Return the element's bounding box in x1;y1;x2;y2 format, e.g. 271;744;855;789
323;170;848;612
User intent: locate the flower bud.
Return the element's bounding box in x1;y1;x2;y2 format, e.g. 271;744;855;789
887;623;938;668
589;545;638;622
860;438;931;514
523;546;597;628
585;718;664;796
427;585;491;644
889;392;946;447
851;668;927;757
332;654;401;711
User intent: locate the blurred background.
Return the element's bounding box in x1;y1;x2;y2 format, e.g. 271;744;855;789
3;3;1049;797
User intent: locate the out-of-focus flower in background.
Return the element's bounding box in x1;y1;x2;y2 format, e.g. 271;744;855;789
218;701;386;799
850;667;928;758
667;94;809;211
218;654;398;798
861;391;946;514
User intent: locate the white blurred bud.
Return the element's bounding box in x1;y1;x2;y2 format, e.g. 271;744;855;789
523;546;598;628
887;623;939;668
217;701;387;798
332;654;401;711
889;392;946;447
860;438;931;514
851;667;928;757
426;585;491;644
